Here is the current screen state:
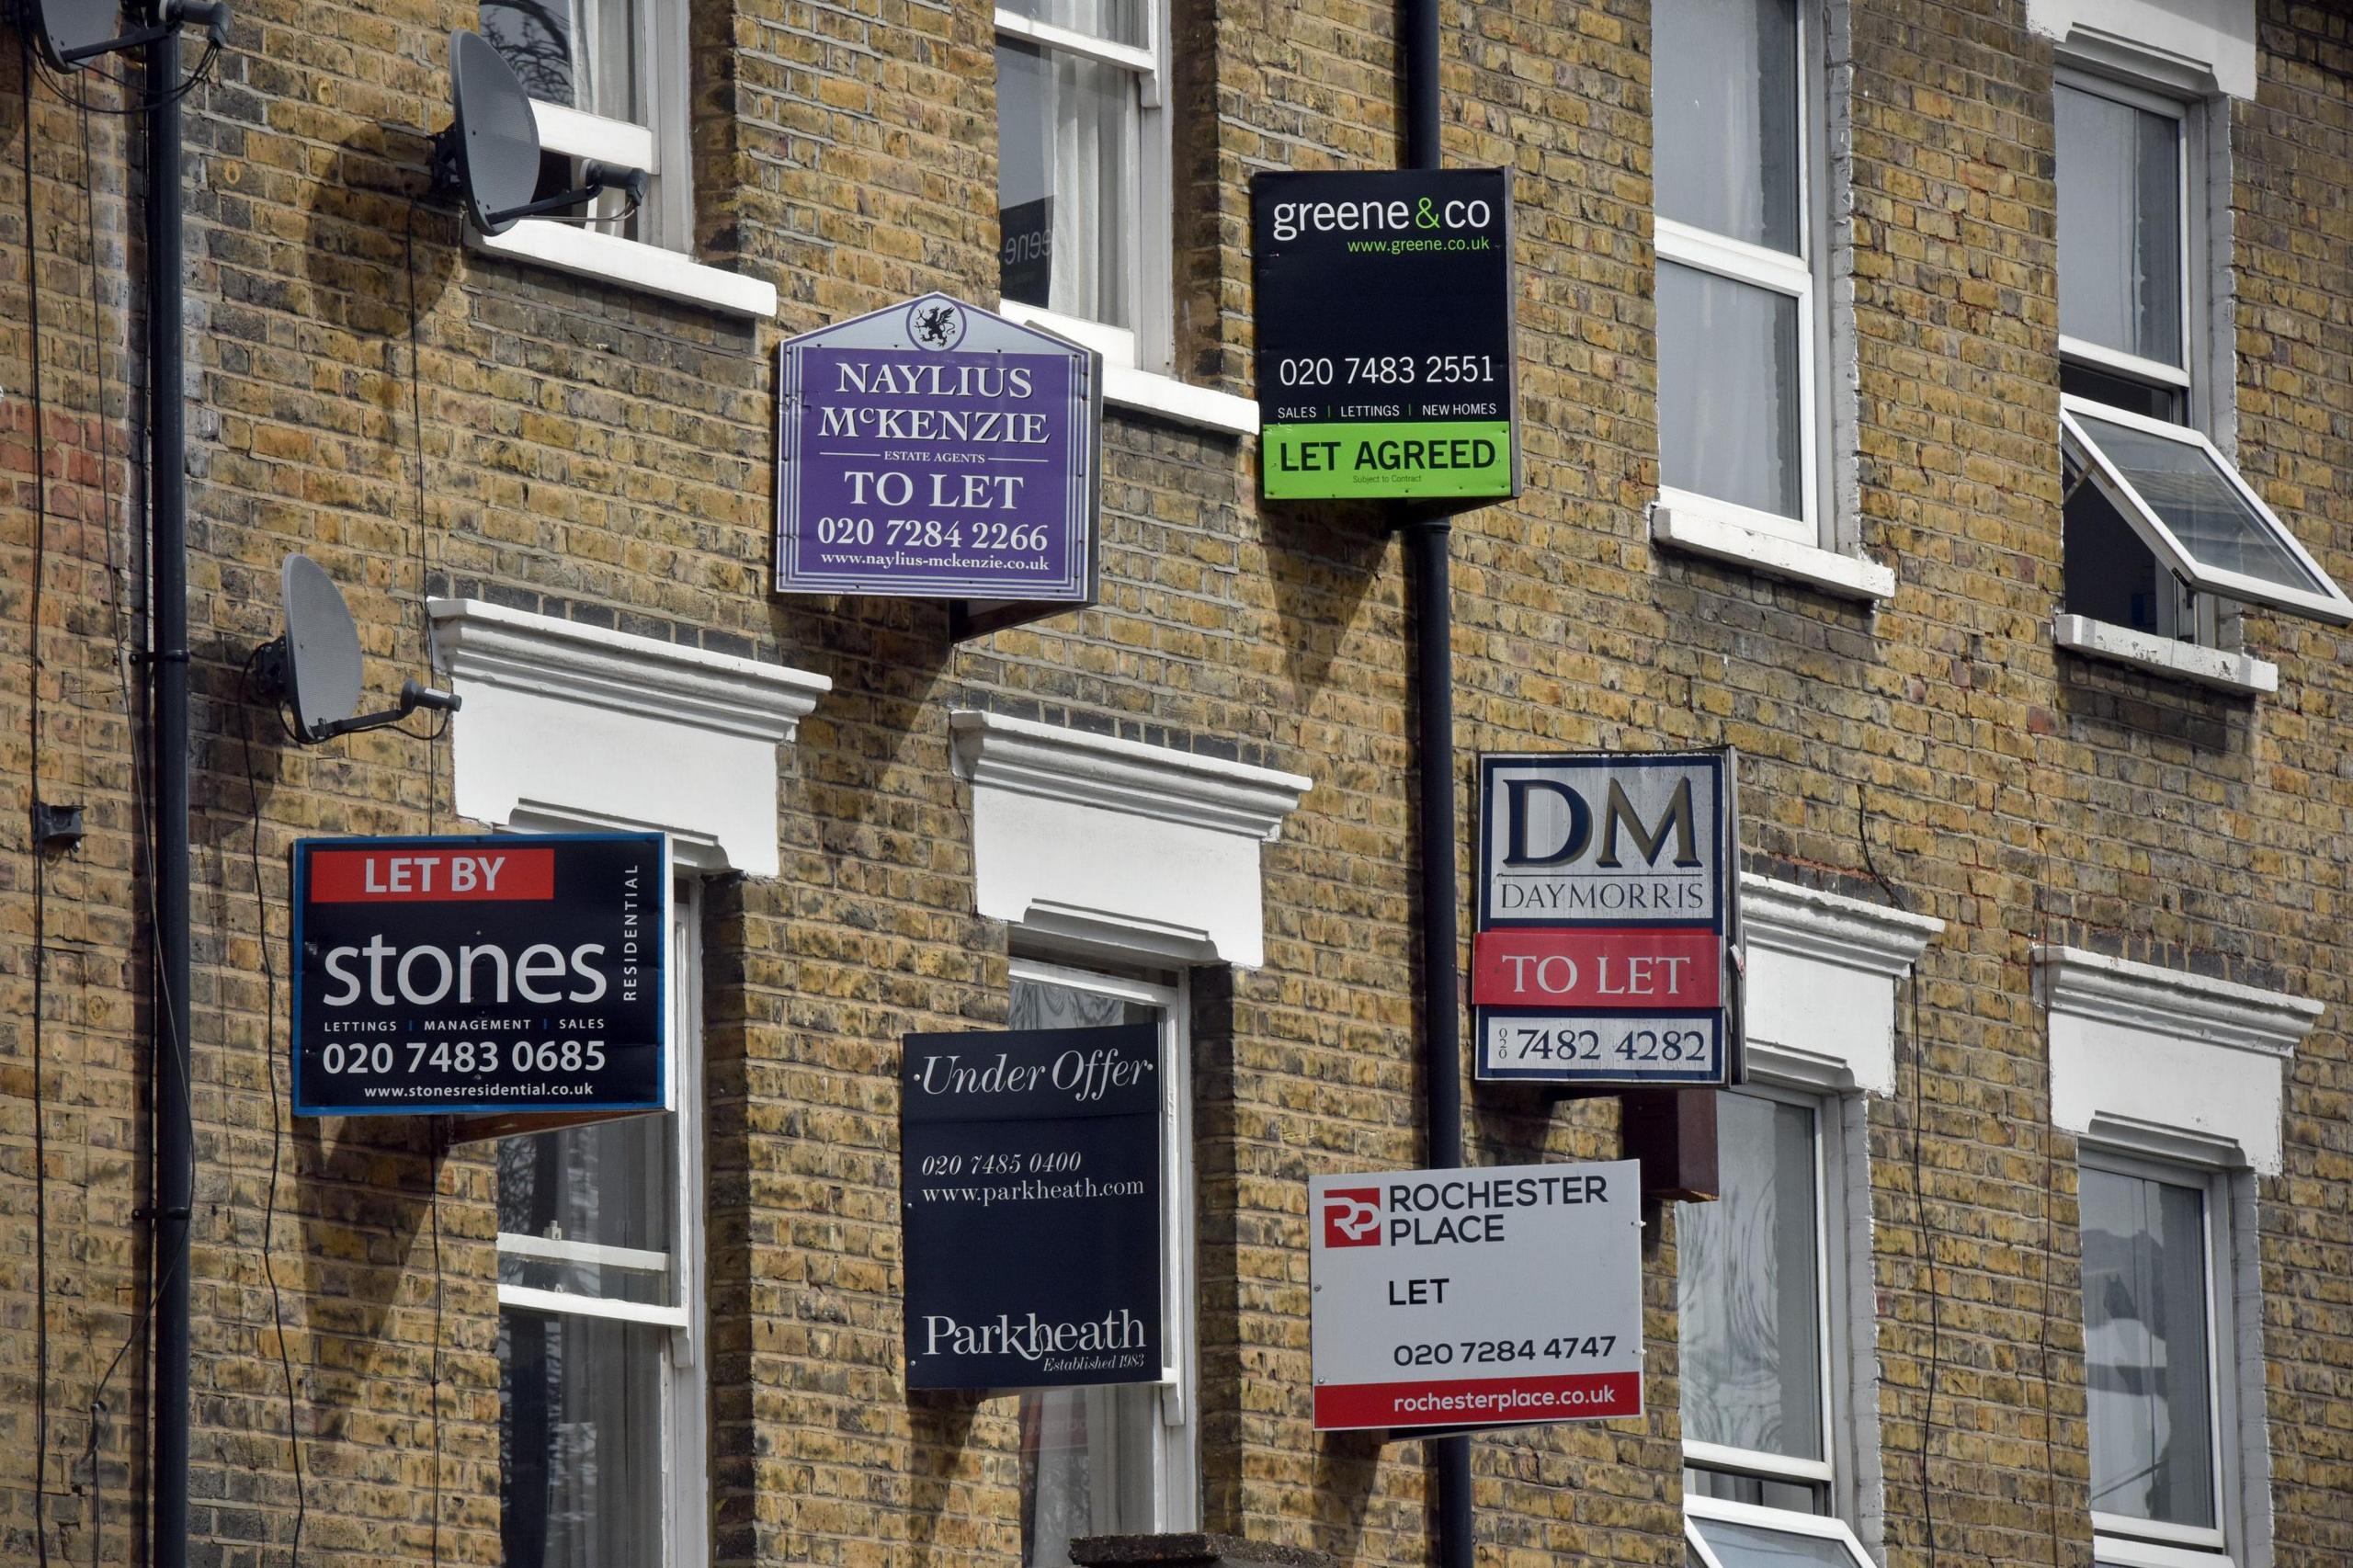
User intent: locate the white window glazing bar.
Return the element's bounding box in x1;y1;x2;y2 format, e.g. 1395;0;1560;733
2061;334;2192;392
1687;1493;1877;1555
529;99;658;171
1656;218;1813;298
495;1233;673;1273
991;11;1158;78
2091;1535;2238;1568
2093;1514;2230;1552
1683;1439;1836;1487
497;1282;691;1329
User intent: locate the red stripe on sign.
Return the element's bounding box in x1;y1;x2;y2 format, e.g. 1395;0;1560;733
1313;1371;1643;1431
308;847;556;903
1471;928;1721;1008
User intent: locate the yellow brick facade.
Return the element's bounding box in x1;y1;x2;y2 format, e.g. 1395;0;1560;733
3;0;2351;1565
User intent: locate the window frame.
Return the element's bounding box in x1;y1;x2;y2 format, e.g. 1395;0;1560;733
2060;395;2353;626
1678;1077;1884;1568
1006;954;1199;1539
2078;1147;2238;1565
485;0;692;252
2049;64;2350;647
1680;1080;1840;1502
1686;1494;1876;1568
992;0;1174;374
1653;0;1836;550
2054;69;2200;415
494;876;708;1568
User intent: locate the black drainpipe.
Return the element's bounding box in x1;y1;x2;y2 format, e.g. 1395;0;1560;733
148;27;192;1568
1399;1;1471;1563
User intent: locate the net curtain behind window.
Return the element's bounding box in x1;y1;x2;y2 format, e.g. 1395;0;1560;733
996;0;1143;328
1650;0;1807;520
482;0;642;121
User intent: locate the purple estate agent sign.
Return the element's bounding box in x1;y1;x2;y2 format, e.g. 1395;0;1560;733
775;293;1103;602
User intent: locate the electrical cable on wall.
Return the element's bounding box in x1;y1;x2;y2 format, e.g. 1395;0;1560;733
1854;785;1940;1563
22;34;57;1564
239;652;308;1565
70;86;154;1566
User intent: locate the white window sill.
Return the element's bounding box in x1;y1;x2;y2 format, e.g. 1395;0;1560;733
468;221;778;320
2052;613;2278;695
995;302;1257;437
1105;364;1258;436
1652;501;1894;602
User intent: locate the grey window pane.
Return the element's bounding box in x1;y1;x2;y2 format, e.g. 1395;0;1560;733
1686;1465;1827;1515
482;0;642;122
2080;1167;2216;1528
1658;262;1804;520
1689;1517;1868;1568
498;1111;676;1303
1653;0;1802;254
1677;1094;1822;1460
500;1311;665;1568
2073;410;2328;596
996;41;1140;328
2057;85;2181;367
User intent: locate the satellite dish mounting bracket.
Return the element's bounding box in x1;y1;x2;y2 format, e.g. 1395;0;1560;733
17;0;229;71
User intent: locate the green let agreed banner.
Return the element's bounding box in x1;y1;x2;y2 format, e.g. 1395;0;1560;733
1252;169;1520;506
1263;421;1514;499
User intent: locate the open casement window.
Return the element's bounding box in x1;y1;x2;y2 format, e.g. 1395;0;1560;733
1678;1088;1871;1568
1652;0;1833;546
479;0;692;250
994;0;1169;371
2080;1154;2238;1568
2055;72;2350;638
497;880;706;1568
1008;958;1196;1568
2062;397;2352;626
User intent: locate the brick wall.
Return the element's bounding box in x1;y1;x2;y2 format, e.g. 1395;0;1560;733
2;0;2350;1564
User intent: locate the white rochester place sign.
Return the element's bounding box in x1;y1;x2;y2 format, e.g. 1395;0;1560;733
1309;1159;1643;1432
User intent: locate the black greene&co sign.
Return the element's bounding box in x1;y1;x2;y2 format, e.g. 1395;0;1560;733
1253;168;1520;504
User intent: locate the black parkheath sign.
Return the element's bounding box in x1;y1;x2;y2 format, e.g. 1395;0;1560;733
290;833;670;1118
901;1023;1163;1390
1253;167;1520;504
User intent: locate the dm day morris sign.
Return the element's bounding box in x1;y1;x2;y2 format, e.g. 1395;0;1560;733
775;293;1102;634
1472;752;1741;1086
1253;168;1520;503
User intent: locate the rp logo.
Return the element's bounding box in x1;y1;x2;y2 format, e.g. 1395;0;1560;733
907;298;967;352
1322;1187;1383;1248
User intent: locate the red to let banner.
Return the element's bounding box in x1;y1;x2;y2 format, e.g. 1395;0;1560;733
1470;927;1722;1009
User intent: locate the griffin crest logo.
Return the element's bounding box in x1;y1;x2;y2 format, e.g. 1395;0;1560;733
908;300;966;351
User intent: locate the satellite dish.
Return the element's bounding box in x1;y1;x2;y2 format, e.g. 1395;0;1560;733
12;0;125;72
250;553;461;745
443;29;540;236
279;554;365;740
431;29;647;235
